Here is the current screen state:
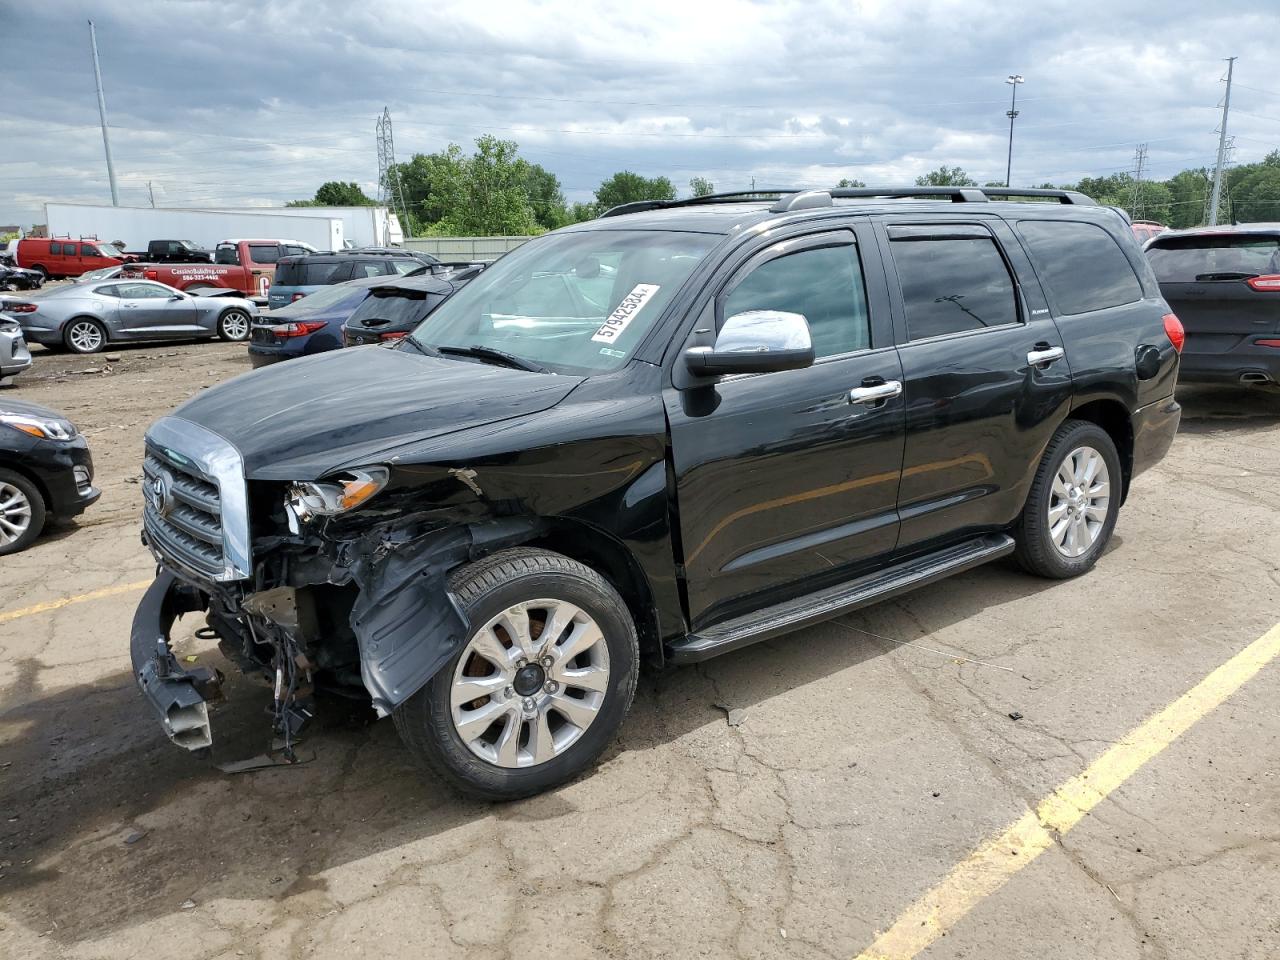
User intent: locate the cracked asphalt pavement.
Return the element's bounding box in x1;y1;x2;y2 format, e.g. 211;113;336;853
1;341;1278;958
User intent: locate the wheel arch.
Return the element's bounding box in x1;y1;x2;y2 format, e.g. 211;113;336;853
64;314;109;347
1069;398;1134;502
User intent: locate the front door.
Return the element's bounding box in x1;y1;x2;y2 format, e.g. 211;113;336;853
115;281;198;336
878;219;1072;550
665;227;906;631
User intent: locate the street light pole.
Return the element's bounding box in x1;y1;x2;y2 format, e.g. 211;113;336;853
1005;74;1024;189
88;20;119;206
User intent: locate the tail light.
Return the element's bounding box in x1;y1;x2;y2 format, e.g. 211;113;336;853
379;331;407;342
1162;312;1185;353
1256;339;1280;349
144;269;158;280
269;320;327;338
3;302;37;313
291;293;306;302
1245;275;1280;292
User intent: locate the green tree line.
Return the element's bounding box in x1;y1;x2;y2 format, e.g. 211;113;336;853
291;137;1280;236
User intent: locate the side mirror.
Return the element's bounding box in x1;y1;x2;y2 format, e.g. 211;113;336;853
683;310;815;376
169;293;184;301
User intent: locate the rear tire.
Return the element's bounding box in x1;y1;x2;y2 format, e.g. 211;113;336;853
217;308;251;342
0;469;45;555
1013;420;1122;579
64;317;107;354
393;548;639;800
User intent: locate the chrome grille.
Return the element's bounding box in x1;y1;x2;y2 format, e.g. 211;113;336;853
143;445;224;578
141;416;251;583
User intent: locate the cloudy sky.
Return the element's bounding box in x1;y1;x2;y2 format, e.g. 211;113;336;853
2;0;1278;227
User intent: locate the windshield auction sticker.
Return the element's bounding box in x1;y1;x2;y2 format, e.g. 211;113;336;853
591;284;660;343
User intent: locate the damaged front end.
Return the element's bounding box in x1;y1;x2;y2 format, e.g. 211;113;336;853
133;418;536;757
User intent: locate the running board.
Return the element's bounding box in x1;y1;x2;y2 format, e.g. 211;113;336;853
667;533;1015;664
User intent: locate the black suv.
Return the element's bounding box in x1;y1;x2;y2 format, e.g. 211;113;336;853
130;187;1182;799
342;267;485;345
1144;224;1280;386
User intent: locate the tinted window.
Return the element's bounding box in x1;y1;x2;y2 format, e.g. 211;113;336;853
215;244;240;265
352;261;390;279
390;259;422;275
1017;220;1143;314
724;243;870;358
348;289;436;327
1146;235;1280;283
283;245;311;257
117;282;174;299
80;244;96;257
891;237;1019;341
248;244;281;264
49;242;62;255
276;261;342;285
94;284;121;298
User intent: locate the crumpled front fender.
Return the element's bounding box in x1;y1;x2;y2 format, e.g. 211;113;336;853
347;518;542;716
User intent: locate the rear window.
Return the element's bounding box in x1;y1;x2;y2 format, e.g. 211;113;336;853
279;283;367;313
348;288;438;327
214;244;240;265
275;261;342;286
1146;235;1280;283
1017;220;1143;315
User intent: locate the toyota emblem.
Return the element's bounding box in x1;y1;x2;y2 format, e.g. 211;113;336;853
147;469;176;517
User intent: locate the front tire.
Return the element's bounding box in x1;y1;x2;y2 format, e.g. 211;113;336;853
0;469;45;555
1013;420;1122;579
65;318;107;354
394;548;639;800
217;308;251;341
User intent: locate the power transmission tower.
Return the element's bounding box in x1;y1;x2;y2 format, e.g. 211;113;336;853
1130;143;1148;220
376;107;412;235
1208;56;1236;226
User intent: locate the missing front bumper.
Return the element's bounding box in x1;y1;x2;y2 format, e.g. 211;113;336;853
129;571;223;750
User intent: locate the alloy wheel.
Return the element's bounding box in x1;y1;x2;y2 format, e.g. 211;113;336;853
220;310;250;340
1048;445;1110;558
68;321;104;353
450;599;612;768
0;481;33;546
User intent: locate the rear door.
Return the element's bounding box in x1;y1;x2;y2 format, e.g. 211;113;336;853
1146;233;1280;355
877;217;1072;551
246;243;283;299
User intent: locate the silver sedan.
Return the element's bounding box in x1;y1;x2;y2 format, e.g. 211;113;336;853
18;280;257;354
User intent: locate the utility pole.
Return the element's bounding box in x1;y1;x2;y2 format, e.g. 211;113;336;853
88;20;119;206
1004;74;1024;188
1130;143;1148;220
1208;56;1236;227
147;181;156;208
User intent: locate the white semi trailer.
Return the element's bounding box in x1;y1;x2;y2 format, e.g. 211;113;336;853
43;203;345;253
210;206;404;247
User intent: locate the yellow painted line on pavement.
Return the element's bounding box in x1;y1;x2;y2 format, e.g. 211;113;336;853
0;579;151;625
855;621;1280;960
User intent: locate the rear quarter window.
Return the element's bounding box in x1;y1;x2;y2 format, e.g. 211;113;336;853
1017;220;1143;315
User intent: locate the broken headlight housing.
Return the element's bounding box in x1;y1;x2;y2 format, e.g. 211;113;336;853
286;466;389;524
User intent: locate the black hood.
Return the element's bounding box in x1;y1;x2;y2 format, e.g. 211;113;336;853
170;346;583;479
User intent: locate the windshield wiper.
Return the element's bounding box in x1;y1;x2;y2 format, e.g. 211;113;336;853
436;344;548;373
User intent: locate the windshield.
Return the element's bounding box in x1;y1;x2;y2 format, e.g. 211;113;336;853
94;243;121;259
410;229;718;374
1147;235;1280;282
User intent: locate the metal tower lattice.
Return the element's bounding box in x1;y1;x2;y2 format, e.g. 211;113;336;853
1130;143;1148;221
376;107;412;235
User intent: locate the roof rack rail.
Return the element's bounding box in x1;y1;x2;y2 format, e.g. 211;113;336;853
599;185;1098;219
599;190;800;219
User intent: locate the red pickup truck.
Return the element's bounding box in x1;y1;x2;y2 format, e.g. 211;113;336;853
123;239;317;300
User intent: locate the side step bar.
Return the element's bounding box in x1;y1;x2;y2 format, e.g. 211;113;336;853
667;533;1015;664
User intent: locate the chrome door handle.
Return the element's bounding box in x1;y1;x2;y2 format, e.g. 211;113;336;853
1027;346;1065;367
848;380;903;405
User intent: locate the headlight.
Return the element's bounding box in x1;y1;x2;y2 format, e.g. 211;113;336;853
0;412;76;441
286;466;389;522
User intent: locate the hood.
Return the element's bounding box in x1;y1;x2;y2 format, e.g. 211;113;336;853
169;345;584;479
0;398;71;421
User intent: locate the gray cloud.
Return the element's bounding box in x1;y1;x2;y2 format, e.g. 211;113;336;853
2;0;1277;225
